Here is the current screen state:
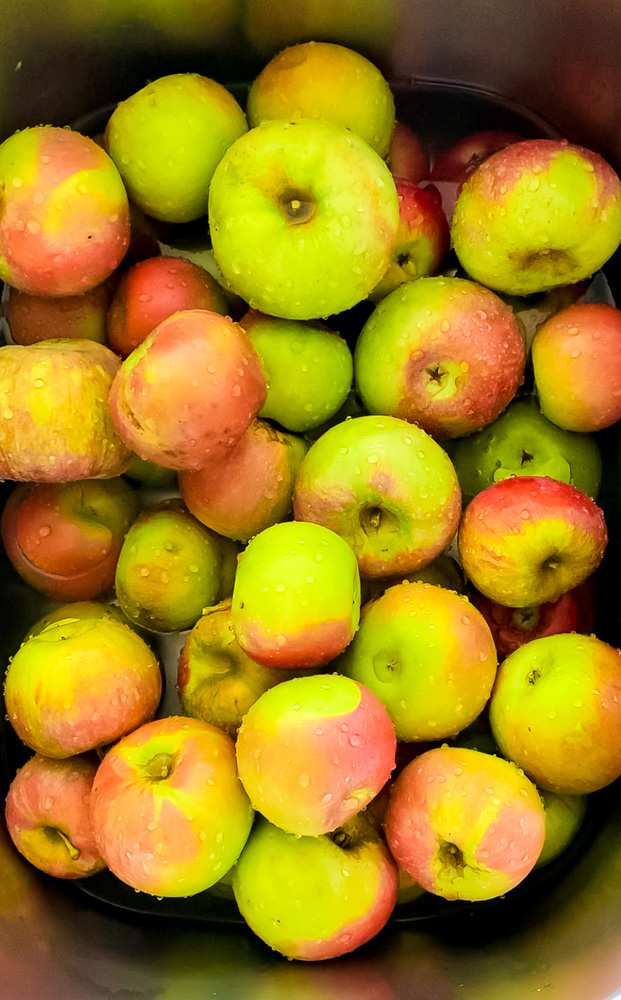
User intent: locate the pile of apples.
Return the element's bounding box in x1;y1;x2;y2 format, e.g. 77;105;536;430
2;40;621;963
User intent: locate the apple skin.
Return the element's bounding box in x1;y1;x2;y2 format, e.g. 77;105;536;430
532;302;621;432
293;414;462;579
0;126;129;295
360;551;465;605
0;339;132;482
535;789;588;868
1;477;139;602
429;129;522;222
387;122;430;184
208;118;399;321
90;716;254;897
354;276;525;440
458;475;607;607
6;280;113;346
384;746;546;901
236;673;396;836
452;139;621;296
4;615;162;758
108;309;266;471
5;753;106;879
233;811;398;961
489;633;621;794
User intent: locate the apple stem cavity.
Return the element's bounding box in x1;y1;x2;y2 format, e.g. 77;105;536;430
438;840;466;873
280;192;316;225
144;751;176;781
45;827;81;861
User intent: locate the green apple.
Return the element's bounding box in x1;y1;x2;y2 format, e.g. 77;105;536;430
535;789;588;868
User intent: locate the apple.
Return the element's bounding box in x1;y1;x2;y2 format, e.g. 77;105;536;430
532;302;621;432
5;753;106;879
208;118;399;320
452;139;621;296
360;551;465;605
105;73;248;223
293;414;462;578
6;280;113;346
354;276;525;439
123;454;178;490
535;789;588;868
387;122;430;184
489;632;621;794
0;126;129;295
429;129;522;222
458;475;607;607
4;615;162;758
384;746;546;901
501;281;589;353
22;600;140;641
90;716;254;896
246;41;396;157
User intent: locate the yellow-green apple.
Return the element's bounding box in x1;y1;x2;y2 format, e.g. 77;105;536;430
6;279;113;346
239;310;353;433
293;414;461;578
354;276;525;439
535;789;588;868
208;119;399;320
360;551;465;605
236;673;395;836
105;73;247;223
4;615;162;757
387;122;429;184
429;129;522;222
179;419;307;543
0;126;129;295
489;633;621;793
22;600;141;641
232;811;398;961
5;753;106;878
108;309;266;470
384;746;545;901
90;716;253;896
0;339;131;481
532;302;621;431
246;41;395;157
458;475;607;607
231;520;360;669
1;477;139;602
337;582;497;741
452;139;621;295
123;454;178;490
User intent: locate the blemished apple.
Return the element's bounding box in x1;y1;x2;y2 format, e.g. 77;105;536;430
458;475;607;607
387;122;430;184
293;414;462;579
246;41;396;157
489;632;621;794
452;139;621;296
429;129;522;222
105;73;248;223
337;581;497;741
535;789;588;868
0;126;129;295
5;753;106;879
532;302;621;432
384;746;546;901
90;716;254;896
208;118;399;320
6;280;113;346
232;811;398;961
4;615;162;758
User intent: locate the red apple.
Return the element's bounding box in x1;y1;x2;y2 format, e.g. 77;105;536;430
387;122;430;184
6;279;114;346
429;129;522;221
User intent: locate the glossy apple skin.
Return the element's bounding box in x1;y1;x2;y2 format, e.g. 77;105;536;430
236;674;396;836
338;582;497;741
90;716;254;897
233;812;398;961
532;302;621;432
384;746;546;901
0;126;129;295
489;633;621;794
452;139;621;296
387;122;430;184
5;753;106;879
458;476;607;607
355;276;525;440
4;616;162;758
429;129;522;222
535;789;588;868
6;280;113;346
108;309;266;470
293;415;461;579
0;339;132;482
1;478;139;602
360;551;465;605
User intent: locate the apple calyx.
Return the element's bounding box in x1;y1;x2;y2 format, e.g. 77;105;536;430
144;751;177;781
438;839;466;873
423;361;463;401
359;504;399;538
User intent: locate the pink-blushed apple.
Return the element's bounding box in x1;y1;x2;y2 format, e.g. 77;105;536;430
384;746;546;901
532;302;621;432
535;789;588;868
387;122;430;184
108;309;266;471
293;414;461;579
90;716;254;896
354;276;525;440
6;279;114;346
337;581;497;741
5;753;106;879
232;811;398;961
236;673;396;836
429;129;522;222
4;615;162;758
489;632;621;794
458;475;607;607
